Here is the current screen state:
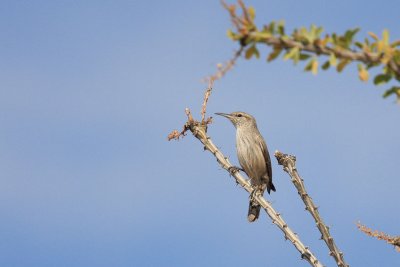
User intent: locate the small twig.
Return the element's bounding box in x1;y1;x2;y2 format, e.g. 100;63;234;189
169;46;244;141
205;46;244;84
185;112;323;267
357;222;400;252
275;151;349;267
200;47;243;122
201;80;213;123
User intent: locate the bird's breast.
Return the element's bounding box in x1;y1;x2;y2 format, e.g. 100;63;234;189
236;129;267;184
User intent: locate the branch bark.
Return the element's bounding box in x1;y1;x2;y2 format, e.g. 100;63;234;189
275;151;349;267
184;113;324;267
357;222;400;252
251;32;383;66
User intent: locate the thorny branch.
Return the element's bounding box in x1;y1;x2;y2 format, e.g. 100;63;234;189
223;0;400;78
222;0;400;101
171;3;347;265
357;222;400;252
275;151;349;267
181;111;324;267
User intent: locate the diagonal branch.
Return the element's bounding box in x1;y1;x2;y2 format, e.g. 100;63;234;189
252;33;383;66
222;0;400;101
275;151;349;267
184;111;324;267
357;222;400;252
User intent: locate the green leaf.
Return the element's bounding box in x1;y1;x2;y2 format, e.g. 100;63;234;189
245;45;258;59
357;64;369;81
248;6;256;21
322;61;330;70
277;20;285;35
382;86;400;99
382;29;389;45
304;58;318;74
329;53;337;66
390;40;400;47
304;59;313;72
299;53;311;61
332;33;338;44
368;32;379;41
268;21;276;34
283;47;299;63
315;26;324;38
267;47;283;62
254;47;260;59
309;24;324;42
253;31;272;41
354;42;363;49
373;73;392;85
336;59;350;72
344;28;360;42
311;59;319;75
227;29;239;40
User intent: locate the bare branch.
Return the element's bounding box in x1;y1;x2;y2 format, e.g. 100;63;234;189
201;80;213;123
275;151;349;267
169;46;244;141
205;46;244;84
357;222;400;252
185;113;324;267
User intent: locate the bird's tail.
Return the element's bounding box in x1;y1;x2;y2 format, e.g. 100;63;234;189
248;181;276;222
247;201;261;222
267;181;276;194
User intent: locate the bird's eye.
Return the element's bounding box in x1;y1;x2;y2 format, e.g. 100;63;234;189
237;114;242;117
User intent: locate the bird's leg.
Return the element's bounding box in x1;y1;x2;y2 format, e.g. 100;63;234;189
227;166;244;176
249;185;262;202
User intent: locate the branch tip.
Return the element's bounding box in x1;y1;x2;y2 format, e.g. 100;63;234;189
357;222;400;252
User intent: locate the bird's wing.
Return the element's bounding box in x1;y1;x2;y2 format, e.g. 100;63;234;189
259;137;272;179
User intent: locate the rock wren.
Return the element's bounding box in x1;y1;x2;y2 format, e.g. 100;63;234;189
216;111;275;222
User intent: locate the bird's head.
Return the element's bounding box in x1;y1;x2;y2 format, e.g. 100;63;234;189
215;111;256;128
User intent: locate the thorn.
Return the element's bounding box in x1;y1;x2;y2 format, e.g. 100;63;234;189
301;252;310;259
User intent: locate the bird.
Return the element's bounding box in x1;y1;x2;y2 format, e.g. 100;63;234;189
215;111;275;222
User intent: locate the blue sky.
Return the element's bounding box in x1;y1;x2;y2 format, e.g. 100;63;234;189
1;0;399;266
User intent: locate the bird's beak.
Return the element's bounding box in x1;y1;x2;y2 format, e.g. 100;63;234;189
215;112;232;119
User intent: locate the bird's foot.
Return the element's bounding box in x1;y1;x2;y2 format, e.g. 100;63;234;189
228;166;244;176
249;187;261;202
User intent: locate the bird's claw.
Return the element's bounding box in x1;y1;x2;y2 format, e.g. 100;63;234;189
249;187;261;202
228;166;243;176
